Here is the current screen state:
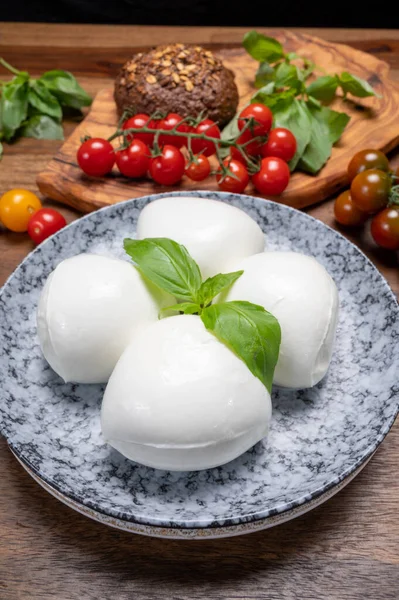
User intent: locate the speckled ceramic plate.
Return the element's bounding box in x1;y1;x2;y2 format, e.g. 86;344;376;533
0;191;398;540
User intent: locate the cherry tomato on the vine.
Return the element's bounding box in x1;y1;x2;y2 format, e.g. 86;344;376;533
185;155;211;181
115;139;150;178
28;208;67;245
371;207;399;250
122;113;158;147
77;138;115;177
0;188;42;232
216;159;249;194
347;149;389;182
191;119;221;157
334;190;368;226
149;145;185;186
238;103;273;137
158;113;190;148
261;128;297;162
231;129;263;162
350;169;391;214
252;157;290;196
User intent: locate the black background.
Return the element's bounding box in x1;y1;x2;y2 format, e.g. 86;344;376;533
1;0;397;28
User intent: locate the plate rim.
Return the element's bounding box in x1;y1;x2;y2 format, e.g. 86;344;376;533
1;190;398;530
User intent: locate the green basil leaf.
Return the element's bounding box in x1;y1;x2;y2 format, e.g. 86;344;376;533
162;302;201;315
221;114;240;142
201;300;281;393
338;72;379;98
252;90;295;111
306;75;339;102
21;115;64;139
124;237;202;302
243;31;284;63
253;82;276;98
311;105;351;145
39;70;92;109
307;96;322;109
275;62;300;89
28;80;62;120
297;112;332;174
0;75;29;140
197;271;244;307
297;103;350;174
255;62;275;89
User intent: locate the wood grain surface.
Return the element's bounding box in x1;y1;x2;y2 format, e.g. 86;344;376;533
0;23;398;600
36;32;399;212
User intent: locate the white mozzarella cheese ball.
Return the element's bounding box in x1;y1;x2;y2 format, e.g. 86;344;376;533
101;315;271;471
37;254;174;384
136;197;265;278
219;252;339;389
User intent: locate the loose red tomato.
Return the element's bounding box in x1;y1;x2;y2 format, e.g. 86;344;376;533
191;119;221;157
334;190;368;226
28;208;67;244
371;207;399;250
122;113;158;147
252;157;290;196
149;145;185;185
0;188;42;232
185;155;211;181
115;139;151;178
350;169;391;214
231;129;263;163
238;103;273;137
347;149;389;182
158;113;190;148
261;128;297;162
77;138;115;177
217;159;249;193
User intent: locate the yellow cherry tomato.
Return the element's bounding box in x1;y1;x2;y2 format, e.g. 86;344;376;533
0;189;42;232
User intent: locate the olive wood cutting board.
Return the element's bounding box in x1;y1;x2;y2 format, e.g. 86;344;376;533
36;30;399;212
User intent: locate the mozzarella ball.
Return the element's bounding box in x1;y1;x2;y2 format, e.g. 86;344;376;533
37;254;174;384
218;252;339;389
101;315;271;471
136;197;265;278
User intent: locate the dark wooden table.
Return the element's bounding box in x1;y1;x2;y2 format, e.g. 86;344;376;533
0;23;398;600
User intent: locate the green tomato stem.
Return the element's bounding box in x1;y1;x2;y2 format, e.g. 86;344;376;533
0;58;22;76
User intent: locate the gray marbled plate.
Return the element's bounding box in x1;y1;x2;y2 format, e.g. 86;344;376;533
0;191;398;538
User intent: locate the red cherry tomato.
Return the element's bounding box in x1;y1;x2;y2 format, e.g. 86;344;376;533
334;190;368;226
252;157;290;196
191;119;221;157
261;128;297;162
217;159;249;194
77;138;115;177
231;129;263;163
115;139;151;178
158;113;190;148
149;145;185;185
238;103;273;137
28;208;67;244
185;155;211;181
350;169;391;214
122;113;158;147
371;207;399;250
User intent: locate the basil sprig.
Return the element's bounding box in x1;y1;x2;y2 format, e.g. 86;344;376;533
0;58;91;158
227;31;380;175
124;237;281;393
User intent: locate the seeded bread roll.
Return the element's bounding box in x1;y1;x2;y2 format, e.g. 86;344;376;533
114;43;239;128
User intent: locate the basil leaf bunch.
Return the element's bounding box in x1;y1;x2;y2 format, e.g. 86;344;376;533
0;58;92;157
124;237;281;393
237;31;380;174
